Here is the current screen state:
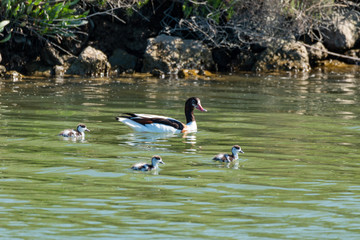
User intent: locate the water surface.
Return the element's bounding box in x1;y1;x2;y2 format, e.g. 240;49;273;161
0;72;359;239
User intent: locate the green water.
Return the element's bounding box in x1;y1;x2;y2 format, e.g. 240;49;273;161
0;73;359;239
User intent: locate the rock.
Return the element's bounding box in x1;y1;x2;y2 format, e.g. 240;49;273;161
322;11;360;52
141;34;215;73
66;46;111;77
150;69;165;78
178;69;197;78
53;65;65;77
178;69;214;79
0;65;6;77
212;48;232;71
109;49;137;72
41;43;64;66
307;42;328;62
253;41;310;72
343;49;360;64
235;51;259;71
25;61;52;77
32;69;52;78
5;70;23;81
26;60;66;77
315;59;359;73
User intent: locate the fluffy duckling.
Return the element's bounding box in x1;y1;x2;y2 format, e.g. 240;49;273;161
213;145;244;163
131;155;165;171
59;124;90;138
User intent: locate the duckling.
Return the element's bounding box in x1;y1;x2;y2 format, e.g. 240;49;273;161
59;124;90;138
213;145;244;163
131;155;165;171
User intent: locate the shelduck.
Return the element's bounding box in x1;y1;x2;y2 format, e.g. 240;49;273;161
213;145;244;163
58;124;90;138
131;155;165;171
116;97;207;133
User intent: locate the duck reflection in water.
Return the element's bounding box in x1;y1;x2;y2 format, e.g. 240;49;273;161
117;132;177;150
117;132;199;153
182;132;198;154
216;158;247;169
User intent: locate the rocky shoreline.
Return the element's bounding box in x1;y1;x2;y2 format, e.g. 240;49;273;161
1;1;360;80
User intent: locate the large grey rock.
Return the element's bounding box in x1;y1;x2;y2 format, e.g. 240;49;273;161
253;41;310;72
235;51;259;71
307;42;328;62
109;49;137;71
322;11;360;52
141;34;215;73
66;46;111;76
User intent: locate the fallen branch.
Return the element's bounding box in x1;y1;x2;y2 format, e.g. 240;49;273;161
303;43;360;62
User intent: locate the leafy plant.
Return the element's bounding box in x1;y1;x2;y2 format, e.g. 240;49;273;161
182;0;235;23
0;0;89;41
0;20;11;43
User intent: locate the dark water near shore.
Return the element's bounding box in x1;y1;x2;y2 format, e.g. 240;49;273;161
0;71;359;239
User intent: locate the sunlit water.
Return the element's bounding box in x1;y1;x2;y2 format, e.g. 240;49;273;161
0;72;359;239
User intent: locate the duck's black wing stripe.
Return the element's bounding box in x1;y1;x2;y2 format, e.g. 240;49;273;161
151;118;184;130
121;113;138;118
117;113;185;130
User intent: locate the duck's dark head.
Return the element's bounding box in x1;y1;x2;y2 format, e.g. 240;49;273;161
77;124;90;133
185;97;207;112
151;155;165;165
232;145;244;154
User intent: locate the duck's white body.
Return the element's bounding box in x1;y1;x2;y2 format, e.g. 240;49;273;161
60;129;85;137
116;97;206;133
117;114;197;133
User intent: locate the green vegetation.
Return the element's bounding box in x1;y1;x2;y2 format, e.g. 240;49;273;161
0;0;356;58
0;20;11;43
0;0;347;48
182;0;235;23
0;0;88;42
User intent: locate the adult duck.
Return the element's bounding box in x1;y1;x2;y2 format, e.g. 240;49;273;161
213;145;244;163
115;97;207;133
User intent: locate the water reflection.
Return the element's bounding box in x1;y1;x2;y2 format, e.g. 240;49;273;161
247;73;360;118
131;167;162;175
116;132;179;151
58;136;88;143
115;132;201;153
213;158;248;169
182;133;198;154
